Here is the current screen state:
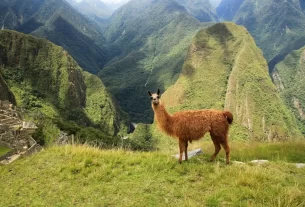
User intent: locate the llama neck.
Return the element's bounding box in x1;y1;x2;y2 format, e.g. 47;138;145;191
152;102;173;135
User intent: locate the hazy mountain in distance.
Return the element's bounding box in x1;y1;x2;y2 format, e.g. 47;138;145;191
175;0;219;22
216;0;245;21
65;0;113;19
210;0;221;7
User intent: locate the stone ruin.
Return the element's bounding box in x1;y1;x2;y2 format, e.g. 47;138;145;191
0;100;42;164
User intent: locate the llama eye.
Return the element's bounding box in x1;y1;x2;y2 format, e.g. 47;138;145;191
151;97;153;100
157;96;160;99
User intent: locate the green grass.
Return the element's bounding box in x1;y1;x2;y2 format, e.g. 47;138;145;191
1;142;305;206
0;146;11;157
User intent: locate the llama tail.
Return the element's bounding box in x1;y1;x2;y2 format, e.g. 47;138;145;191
223;111;233;124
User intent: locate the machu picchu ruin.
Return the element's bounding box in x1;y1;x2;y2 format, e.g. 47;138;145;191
0;100;42;164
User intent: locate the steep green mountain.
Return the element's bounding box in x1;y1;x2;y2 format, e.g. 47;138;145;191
0;0;107;74
99;0;208;123
216;0;245;21
0;30;129;141
133;23;302;148
232;0;305;71
273;46;305;134
175;0;219;22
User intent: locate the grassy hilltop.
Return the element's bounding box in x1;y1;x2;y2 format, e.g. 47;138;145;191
1;142;305;206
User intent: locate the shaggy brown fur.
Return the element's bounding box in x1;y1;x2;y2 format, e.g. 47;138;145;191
148;89;233;164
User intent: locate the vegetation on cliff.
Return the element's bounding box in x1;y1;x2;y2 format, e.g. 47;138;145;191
273;46;305;134
0;30;129;146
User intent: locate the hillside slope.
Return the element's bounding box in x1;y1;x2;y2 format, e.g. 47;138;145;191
273;46;305;134
232;0;305;70
142;22;302;145
99;0;207;123
0;30;129;138
0;0;107;74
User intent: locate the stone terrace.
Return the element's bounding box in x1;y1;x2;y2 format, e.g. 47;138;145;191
0;100;42;164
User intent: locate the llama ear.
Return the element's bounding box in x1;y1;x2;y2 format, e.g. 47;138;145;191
148;91;152;97
157;89;161;95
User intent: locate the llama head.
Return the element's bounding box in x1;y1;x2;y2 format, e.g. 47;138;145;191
148;89;161;106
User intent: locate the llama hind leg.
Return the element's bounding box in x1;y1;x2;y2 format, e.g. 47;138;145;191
178;139;187;163
210;136;221;162
220;142;230;164
184;140;188;161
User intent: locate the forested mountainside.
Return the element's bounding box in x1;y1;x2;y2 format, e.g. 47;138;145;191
133;23;302;147
0;0;107;74
0;30;129;143
99;0;209;123
273;46;305;134
175;0;219;22
217;0;305;73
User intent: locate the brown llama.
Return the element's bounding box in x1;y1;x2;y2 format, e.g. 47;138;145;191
148;89;233;164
